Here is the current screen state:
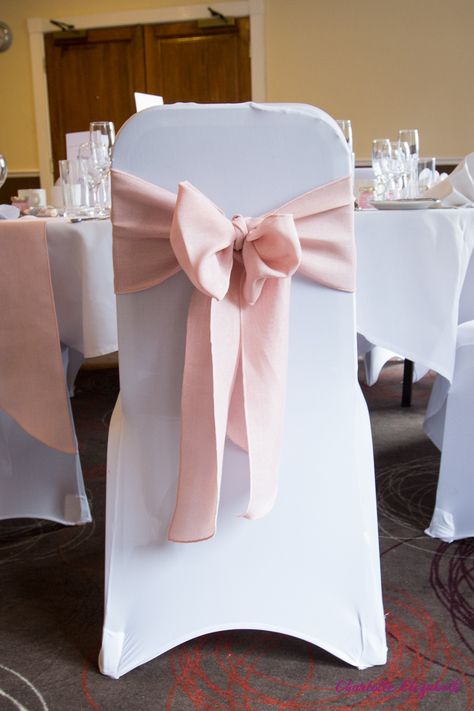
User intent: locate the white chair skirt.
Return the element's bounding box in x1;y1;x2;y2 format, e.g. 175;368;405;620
0;348;91;525
100;271;387;677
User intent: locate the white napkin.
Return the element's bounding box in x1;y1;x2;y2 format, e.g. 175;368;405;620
424;153;474;207
0;204;20;220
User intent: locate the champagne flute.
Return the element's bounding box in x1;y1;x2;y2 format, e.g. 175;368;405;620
390;140;411;199
398;129;419;197
0;154;7;189
372;139;392;199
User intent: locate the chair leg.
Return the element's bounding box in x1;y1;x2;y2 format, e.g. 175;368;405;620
401;359;413;407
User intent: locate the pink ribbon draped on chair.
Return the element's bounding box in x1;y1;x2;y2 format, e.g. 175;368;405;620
0;219;77;454
112;169;355;542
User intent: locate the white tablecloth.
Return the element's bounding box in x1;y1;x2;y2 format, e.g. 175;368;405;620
37;207;474;537
51;207;469;475
46;219;117;358
44;207;474;384
355;208;474;382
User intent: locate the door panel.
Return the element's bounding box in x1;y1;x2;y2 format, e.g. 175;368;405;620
44;19;251;180
144;18;251;103
45;26;146;176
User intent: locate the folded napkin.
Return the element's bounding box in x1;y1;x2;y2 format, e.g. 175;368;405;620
0;204;20;220
424;153;474;207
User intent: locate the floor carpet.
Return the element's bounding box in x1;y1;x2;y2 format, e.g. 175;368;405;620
0;363;473;710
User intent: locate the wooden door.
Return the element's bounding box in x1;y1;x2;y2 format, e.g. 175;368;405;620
44;18;251;178
45;26;146;177
144;18;251;103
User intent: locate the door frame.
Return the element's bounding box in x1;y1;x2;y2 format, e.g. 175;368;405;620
28;0;266;195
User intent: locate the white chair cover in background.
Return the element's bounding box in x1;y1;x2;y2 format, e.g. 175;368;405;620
99;103;387;678
424;320;474;542
0;368;90;525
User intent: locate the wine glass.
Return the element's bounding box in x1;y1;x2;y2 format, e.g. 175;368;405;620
398;129;419;156
77;142;101;215
89;121;115;215
89;121;115;165
0;154;7;189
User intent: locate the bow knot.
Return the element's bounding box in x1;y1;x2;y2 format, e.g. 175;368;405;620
231;215;248;251
170;183;302;306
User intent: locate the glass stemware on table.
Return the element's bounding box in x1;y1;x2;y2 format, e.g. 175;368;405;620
68;120;115;218
89;121;115;215
398;129;419;198
337;120;353;151
0;154;7;189
336;119;355;174
371;131;418;201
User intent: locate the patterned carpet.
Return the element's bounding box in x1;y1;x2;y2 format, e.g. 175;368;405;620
0;362;473;710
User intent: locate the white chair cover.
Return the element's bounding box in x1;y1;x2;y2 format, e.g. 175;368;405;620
424;320;474;542
99;103;387;678
0;361;90;525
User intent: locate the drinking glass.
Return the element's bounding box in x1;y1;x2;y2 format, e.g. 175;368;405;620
59;159;92;217
89;121;115;215
0;154;7;189
417;157;437;193
372;139;392;199
398;129;419;197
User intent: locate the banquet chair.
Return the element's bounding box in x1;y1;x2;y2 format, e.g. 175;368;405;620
0;219;91;525
99;102;387;678
424;320;474;542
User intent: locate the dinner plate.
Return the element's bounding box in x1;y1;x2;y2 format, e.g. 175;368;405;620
370;198;441;210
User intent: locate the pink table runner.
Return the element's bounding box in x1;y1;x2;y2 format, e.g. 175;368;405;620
0;219;76;454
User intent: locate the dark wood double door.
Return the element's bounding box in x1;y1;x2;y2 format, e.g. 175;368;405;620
45;18;251;177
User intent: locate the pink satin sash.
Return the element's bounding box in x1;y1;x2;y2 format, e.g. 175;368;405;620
0;219;77;454
112;169;355;542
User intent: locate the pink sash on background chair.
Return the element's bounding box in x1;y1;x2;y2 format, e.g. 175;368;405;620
112;169;355;542
0;219;76;454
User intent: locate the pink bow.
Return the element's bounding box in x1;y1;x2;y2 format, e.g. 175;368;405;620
112;169;355;542
170;181;302;304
